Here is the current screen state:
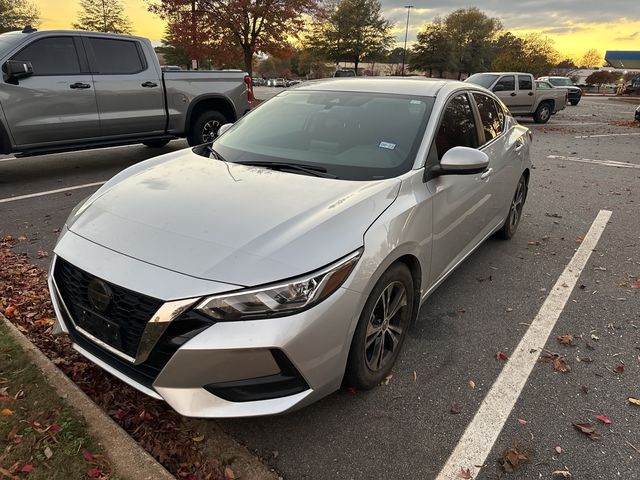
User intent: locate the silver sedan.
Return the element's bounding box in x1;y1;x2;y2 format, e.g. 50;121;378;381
48;78;532;417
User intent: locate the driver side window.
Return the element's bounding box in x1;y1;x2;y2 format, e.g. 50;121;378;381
435;93;479;161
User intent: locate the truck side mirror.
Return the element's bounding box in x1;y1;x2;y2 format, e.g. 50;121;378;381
3;60;34;82
493;84;505;92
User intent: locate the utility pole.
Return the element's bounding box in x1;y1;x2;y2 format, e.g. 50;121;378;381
102;0;107;31
401;5;413;76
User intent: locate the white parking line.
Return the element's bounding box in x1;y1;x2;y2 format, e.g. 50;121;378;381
547;154;640;169
529;122;604;127
574;132;640;139
436;210;612;480
0;181;105;204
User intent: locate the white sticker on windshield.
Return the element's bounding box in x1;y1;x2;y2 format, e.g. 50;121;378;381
379;141;396;150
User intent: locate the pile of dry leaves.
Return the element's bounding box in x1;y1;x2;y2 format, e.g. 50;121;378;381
0;236;228;480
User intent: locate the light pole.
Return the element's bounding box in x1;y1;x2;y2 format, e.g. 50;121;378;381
401;5;413;76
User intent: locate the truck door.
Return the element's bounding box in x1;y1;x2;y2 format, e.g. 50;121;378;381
491;75;518;112
3;35;99;147
83;36;165;136
515;75;535;112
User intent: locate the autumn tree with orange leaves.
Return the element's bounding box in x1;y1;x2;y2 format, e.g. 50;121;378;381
149;0;320;77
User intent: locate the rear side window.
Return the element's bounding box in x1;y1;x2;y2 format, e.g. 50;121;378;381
89;38;144;74
472;93;504;144
494;75;515;91
518;75;532;90
435;93;478;160
12;37;80;75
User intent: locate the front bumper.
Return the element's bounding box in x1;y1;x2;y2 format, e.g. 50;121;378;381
567;89;582;101
48;231;363;417
635;107;640;121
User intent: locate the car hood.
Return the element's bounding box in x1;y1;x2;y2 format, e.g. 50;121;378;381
68;150;401;287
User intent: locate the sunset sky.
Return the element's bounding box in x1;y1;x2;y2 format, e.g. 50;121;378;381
35;0;640;62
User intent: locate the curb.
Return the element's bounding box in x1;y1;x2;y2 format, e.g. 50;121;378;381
1;314;175;480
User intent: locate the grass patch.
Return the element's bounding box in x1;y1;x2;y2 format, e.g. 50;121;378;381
0;321;115;479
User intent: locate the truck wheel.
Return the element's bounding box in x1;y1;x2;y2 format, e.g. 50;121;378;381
569;100;580;106
143;139;170;148
187;111;228;146
533;102;552;123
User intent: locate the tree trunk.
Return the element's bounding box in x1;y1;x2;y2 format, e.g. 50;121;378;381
354;58;359;76
429;67;433;77
243;46;253;79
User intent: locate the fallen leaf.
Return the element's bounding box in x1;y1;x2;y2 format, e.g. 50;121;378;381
413;371;417;382
1;408;13;416
458;467;473;479
631;281;640;289
87;468;102;478
581;385;589;394
224;467;236;480
36;250;49;258
552;470;572;477
614;364;625;374
553;356;571;373
380;374;393;385
3;305;16;318
627;397;640;406
44;446;53;459
82;448;95;462
595;415;611;424
555;446;562;454
192;434;205;442
469;380;475;390
591;333;600;341
527;240;541;246
49;424;61;434
0;467;18;480
517;418;527;425
573;422;601;441
19;465;33;473
450;403;461;414
499;442;530;473
557;335;574;345
497;351;508;361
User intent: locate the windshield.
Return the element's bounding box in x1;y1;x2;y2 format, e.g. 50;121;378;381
549;78;574;86
465;73;500;89
211;90;434;181
0;32;27;56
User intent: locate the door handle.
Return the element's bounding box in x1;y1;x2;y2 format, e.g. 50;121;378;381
528;92;534;96
510;92;516;96
141;81;158;88
69;82;91;89
480;168;494;180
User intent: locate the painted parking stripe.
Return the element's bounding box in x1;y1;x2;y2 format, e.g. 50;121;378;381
0;181;105;204
436;210;612;479
547;154;640;169
528;122;604;127
574;132;640;139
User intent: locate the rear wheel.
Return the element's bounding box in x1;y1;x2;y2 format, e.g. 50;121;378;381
187;111;228;146
345;263;414;390
143;139;170;148
533;102;552;123
497;174;527;240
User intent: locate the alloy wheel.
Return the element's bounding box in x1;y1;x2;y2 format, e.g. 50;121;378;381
364;281;408;371
509;179;526;231
202;120;221;143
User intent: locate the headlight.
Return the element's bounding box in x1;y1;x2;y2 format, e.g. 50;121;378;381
195;250;362;321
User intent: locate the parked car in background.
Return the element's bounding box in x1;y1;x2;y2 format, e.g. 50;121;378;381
466;72;566;123
49;77;531;417
286;79;302;87
161;65;182;71
334;69;356;77
274;78;286;87
251;77;265;87
635;105;640;122
0;28;251;157
537;76;582;105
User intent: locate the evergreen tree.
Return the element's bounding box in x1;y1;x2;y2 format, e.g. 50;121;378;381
73;0;132;34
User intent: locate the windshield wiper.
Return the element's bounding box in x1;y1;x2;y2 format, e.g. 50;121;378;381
205;144;226;162
234;161;337;179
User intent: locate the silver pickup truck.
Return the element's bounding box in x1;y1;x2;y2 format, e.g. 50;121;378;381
466;72;566;124
0;27;252;157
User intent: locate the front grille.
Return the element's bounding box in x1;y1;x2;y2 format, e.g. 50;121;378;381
54;258;163;358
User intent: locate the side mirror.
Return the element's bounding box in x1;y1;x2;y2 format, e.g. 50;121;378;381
493;84;505;92
3;60;34;80
439;146;489;174
217;122;234;137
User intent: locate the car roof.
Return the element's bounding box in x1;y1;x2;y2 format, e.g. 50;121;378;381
295;77;469;97
471;72;533;76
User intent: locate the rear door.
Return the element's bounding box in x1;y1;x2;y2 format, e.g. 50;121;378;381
83;36;165;136
515;75;535;112
429;92;494;284
3;35;99;147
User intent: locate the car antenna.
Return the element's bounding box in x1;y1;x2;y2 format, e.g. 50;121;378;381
22;25;37;33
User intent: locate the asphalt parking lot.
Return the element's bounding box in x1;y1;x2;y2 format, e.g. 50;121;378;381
1;96;638;479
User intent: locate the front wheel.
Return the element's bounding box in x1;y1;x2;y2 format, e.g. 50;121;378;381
345;263;414;390
533;102;552;123
187;111;228;146
497;174;527;240
569;100;580;106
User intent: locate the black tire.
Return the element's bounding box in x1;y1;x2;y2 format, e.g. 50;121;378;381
143;139;170;148
187;111;228;146
497;174;528;240
533;102;552;123
569;100;580;106
345;263;414;390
